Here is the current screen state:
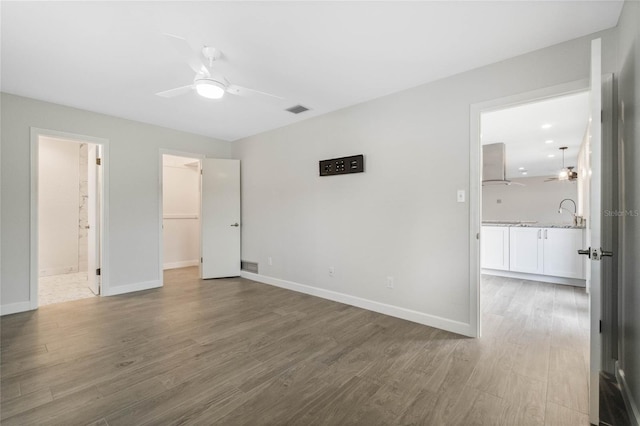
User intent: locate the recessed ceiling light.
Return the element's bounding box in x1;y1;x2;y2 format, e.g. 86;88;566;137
545;140;554;144
548;154;555;158
541;123;552;129
518;167;525;170
522;172;528;175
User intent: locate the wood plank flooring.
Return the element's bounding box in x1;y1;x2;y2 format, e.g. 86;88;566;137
0;269;591;425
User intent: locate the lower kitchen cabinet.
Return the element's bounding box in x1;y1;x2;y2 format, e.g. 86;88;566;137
480;226;510;271
482;226;585;280
542;228;585;279
509;227;544;274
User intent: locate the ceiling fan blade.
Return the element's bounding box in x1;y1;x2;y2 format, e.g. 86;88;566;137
156;84;194;98
163;33;210;77
226;84;284;100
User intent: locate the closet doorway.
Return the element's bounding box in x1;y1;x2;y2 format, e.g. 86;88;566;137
161;153;202;276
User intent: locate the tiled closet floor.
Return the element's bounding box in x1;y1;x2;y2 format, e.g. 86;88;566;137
38;272;96;306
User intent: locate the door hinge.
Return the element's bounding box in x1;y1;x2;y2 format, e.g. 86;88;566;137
601;110;604;123
599;320;602;333
96;268;101;276
476;233;480;240
200;257;203;263
96;157;102;166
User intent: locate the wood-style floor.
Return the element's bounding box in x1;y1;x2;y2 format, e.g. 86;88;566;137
0;268;590;425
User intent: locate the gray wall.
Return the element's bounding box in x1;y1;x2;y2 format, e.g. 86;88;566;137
483;177;579;225
616;0;640;417
233;29;617;336
0;94;231;311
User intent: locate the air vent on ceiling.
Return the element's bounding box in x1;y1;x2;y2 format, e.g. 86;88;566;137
285;105;310;114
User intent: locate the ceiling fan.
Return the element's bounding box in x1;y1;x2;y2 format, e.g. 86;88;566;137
545;146;578;182
156;34;284;102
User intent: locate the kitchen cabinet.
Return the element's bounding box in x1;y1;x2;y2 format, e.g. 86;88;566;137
481;226;510;271
543;228;585;279
509;227;585;278
509;227;544;274
482;225;585;280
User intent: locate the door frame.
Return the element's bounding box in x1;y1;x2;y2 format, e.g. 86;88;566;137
158;149;204;285
30;127;110;308
469;78;589;337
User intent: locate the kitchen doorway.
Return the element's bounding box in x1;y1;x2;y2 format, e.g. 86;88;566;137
30;128;110;307
470;55;616;423
470;80;592;337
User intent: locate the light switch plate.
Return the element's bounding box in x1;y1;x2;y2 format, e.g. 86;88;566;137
457;190;465;203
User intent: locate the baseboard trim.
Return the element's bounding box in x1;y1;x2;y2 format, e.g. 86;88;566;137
616;362;640;426
39;265;79;277
240;272;473;337
482;269;586;287
103;280;161;297
0;301;33;316
163;260;199;270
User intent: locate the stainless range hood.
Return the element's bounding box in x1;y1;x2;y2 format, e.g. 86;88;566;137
482;143;523;186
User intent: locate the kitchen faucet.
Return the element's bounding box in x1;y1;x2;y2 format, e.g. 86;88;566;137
558;198;579;225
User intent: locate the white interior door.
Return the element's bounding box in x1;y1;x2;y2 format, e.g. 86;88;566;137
201;159;241;279
587;38;602;425
87;144;101;295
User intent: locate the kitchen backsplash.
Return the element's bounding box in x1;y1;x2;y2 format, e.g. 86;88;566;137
482;176;578;225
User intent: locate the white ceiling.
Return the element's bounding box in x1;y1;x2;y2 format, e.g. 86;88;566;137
481;92;590;178
1;1;622;142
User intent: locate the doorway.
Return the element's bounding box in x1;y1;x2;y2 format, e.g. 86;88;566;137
470;79;591;336
159;151;241;283
161;154;202;275
30;128;109;307
471;56;616;423
477;90;592;417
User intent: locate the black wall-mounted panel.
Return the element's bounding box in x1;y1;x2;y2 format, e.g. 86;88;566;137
319;154;364;176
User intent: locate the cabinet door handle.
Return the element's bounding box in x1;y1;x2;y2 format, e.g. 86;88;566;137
537;229;541;239
544;229;548;239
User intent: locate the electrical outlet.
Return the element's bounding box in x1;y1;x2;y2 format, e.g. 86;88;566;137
319;155;364;176
329;267;335;277
268;257;273;266
386;276;394;289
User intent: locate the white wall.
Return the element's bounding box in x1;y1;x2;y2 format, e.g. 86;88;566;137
78;143;89;273
163;155;200;269
616;0;640;419
1;94;231;312
482;177;578;225
38;137;80;276
233;29;617;336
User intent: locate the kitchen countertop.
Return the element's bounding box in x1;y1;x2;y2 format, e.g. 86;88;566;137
482;221;585;229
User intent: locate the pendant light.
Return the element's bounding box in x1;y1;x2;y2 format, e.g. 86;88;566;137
558;146;569;181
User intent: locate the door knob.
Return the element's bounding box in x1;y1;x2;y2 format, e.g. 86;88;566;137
577;247;591;258
600;248;613;257
230;223;240;227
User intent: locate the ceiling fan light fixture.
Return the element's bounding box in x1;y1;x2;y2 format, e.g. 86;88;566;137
559;169;569;180
195;79;226;99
